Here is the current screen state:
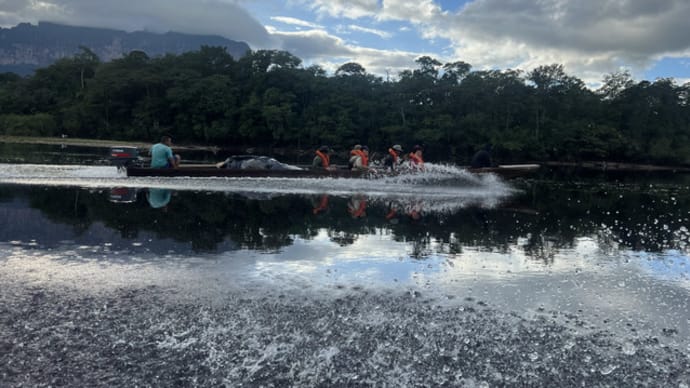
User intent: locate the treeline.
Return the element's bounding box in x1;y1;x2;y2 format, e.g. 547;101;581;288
0;46;689;164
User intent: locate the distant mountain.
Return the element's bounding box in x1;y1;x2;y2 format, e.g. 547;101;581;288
0;22;251;75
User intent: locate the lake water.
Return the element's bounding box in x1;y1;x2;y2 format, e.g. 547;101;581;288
1;144;689;386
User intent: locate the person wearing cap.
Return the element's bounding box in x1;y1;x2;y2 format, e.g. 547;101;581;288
348;144;362;169
150;134;180;168
383;144;404;170
408;144;424;169
312;145;332;169
349;145;370;170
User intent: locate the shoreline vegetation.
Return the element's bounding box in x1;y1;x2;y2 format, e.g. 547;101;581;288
1;47;688;167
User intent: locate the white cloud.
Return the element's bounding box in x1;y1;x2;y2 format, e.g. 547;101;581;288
268;28;348;57
379;0;445;23
270;16;323;29
0;0;272;47
269;27;422;76
4;0;690;84
306;0;690;84
301;0;379;19
348;24;392;39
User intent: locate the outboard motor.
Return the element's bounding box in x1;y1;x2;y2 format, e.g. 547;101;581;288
109;146;140;169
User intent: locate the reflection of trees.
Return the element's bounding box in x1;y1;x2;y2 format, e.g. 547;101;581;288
327;231;358;247
521;235;557;265
27;188;92;235
520;179;690;255
409;239;432;259
3;178;690;257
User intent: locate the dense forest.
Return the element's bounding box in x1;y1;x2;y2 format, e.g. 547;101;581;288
0;46;689;164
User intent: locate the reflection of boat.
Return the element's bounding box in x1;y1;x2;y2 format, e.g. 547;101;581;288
108;187;138;203
147;188;172;209
125;164;540;179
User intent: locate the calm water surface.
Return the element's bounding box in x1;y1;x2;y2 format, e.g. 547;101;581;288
1;144;689;386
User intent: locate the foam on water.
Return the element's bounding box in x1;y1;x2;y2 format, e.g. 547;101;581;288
377;162;489;185
0;163;123;179
0;163;516;206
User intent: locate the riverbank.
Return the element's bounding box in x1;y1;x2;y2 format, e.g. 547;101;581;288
0;135;220;152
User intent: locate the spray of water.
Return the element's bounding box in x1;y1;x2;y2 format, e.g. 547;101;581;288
0;163;517;212
376;163;488;186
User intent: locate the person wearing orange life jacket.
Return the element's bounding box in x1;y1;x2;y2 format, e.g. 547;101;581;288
349;145;370;170
348;144;362;169
312;145;333;170
347;195;368;218
383;144;403;170
408;144;424;169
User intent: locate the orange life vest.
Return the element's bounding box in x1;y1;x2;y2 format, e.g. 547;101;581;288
351;149;368;166
409;152;424;166
315;150;330;168
388;148;399;163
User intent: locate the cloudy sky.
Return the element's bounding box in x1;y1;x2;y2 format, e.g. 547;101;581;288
1;0;689;85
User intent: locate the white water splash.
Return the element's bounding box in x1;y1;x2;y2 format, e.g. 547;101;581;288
0;163;515;204
0;163;123;178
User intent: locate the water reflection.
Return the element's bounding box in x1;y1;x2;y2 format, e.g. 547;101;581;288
311;194;329;215
1;180;690;259
109;187;138;203
3;146;690;383
0;142;109;165
347;195;368;219
146;188;172;209
2;178;689;350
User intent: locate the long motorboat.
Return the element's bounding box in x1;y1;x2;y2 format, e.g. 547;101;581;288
125;165;368;178
111;146;540;179
124;164;540;179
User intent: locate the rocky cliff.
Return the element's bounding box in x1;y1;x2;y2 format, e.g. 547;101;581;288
0;22;251;75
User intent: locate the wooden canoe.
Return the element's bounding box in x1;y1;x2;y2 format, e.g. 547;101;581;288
125;164;540;179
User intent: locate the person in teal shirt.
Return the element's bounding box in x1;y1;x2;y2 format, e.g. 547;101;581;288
150;135;180;168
